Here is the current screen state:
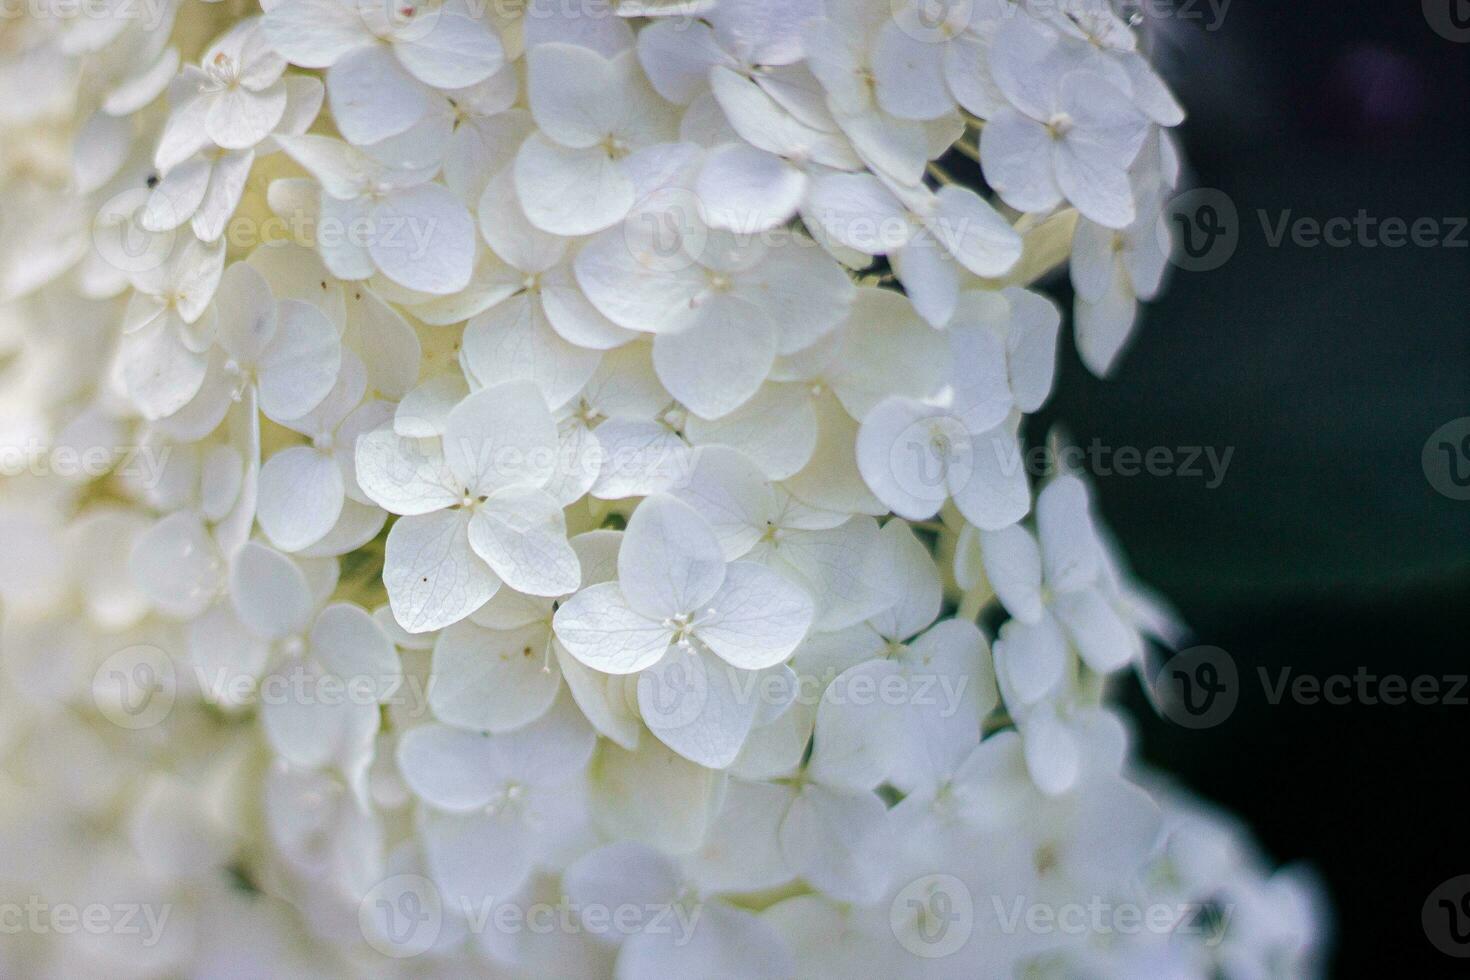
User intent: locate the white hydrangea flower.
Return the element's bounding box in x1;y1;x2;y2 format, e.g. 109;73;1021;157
262;0;505;145
554;493;813;767
980;11;1150;228
358;380;579;632
0;2;1330;976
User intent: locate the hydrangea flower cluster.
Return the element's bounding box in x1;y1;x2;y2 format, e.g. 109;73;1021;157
1;0;1326;976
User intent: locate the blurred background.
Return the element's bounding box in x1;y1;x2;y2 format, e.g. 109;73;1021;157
1033;1;1469;974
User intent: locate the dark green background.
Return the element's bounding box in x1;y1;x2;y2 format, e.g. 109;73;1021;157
1029;3;1468;974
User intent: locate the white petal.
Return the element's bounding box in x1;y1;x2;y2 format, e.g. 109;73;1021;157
129;511;222;619
539;262;640;349
638;644;759;769
1055;137;1136;229
312;600;398;680
467;489;581;598
327;44;428;145
697;562;814;670
979;524;1045;623
773;519;890;631
872;20;951;120
683;383;817;481
229;540;314;639
514;135;633;237
950;425;1031;531
525;42;621;148
258;299;343;422
867;519;942;641
994;613;1067;707
1053;586;1138;673
395;374;468;438
397;722;502;810
355;427;461;515
572;222;707;333
928;184;1023;278
346;285;421;400
653;295;776;420
779;783;890;902
979;109;1062;214
619;493;725;620
551;581;672;675
564;841;680;916
206;83;288;150
636;19;728;104
443;379;559;494
383;510;501;633
476;167;566;274
369;185;476;295
587;419;692;500
120;325;209;420
695;143;806;233
804;173;913;254
808;660;911;791
257;446;345;552
855;397;956;521
1021;704;1080;796
1074;270;1138;376
670;446;773;560
620;903;794;980
1036;472;1101;591
462;295;599;413
709;65;858;169
429;621;562;732
945;312;1013;433
891;242;959;327
262;0;370;68
142;158;210;233
1004;287;1061;412
392;10;504;89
